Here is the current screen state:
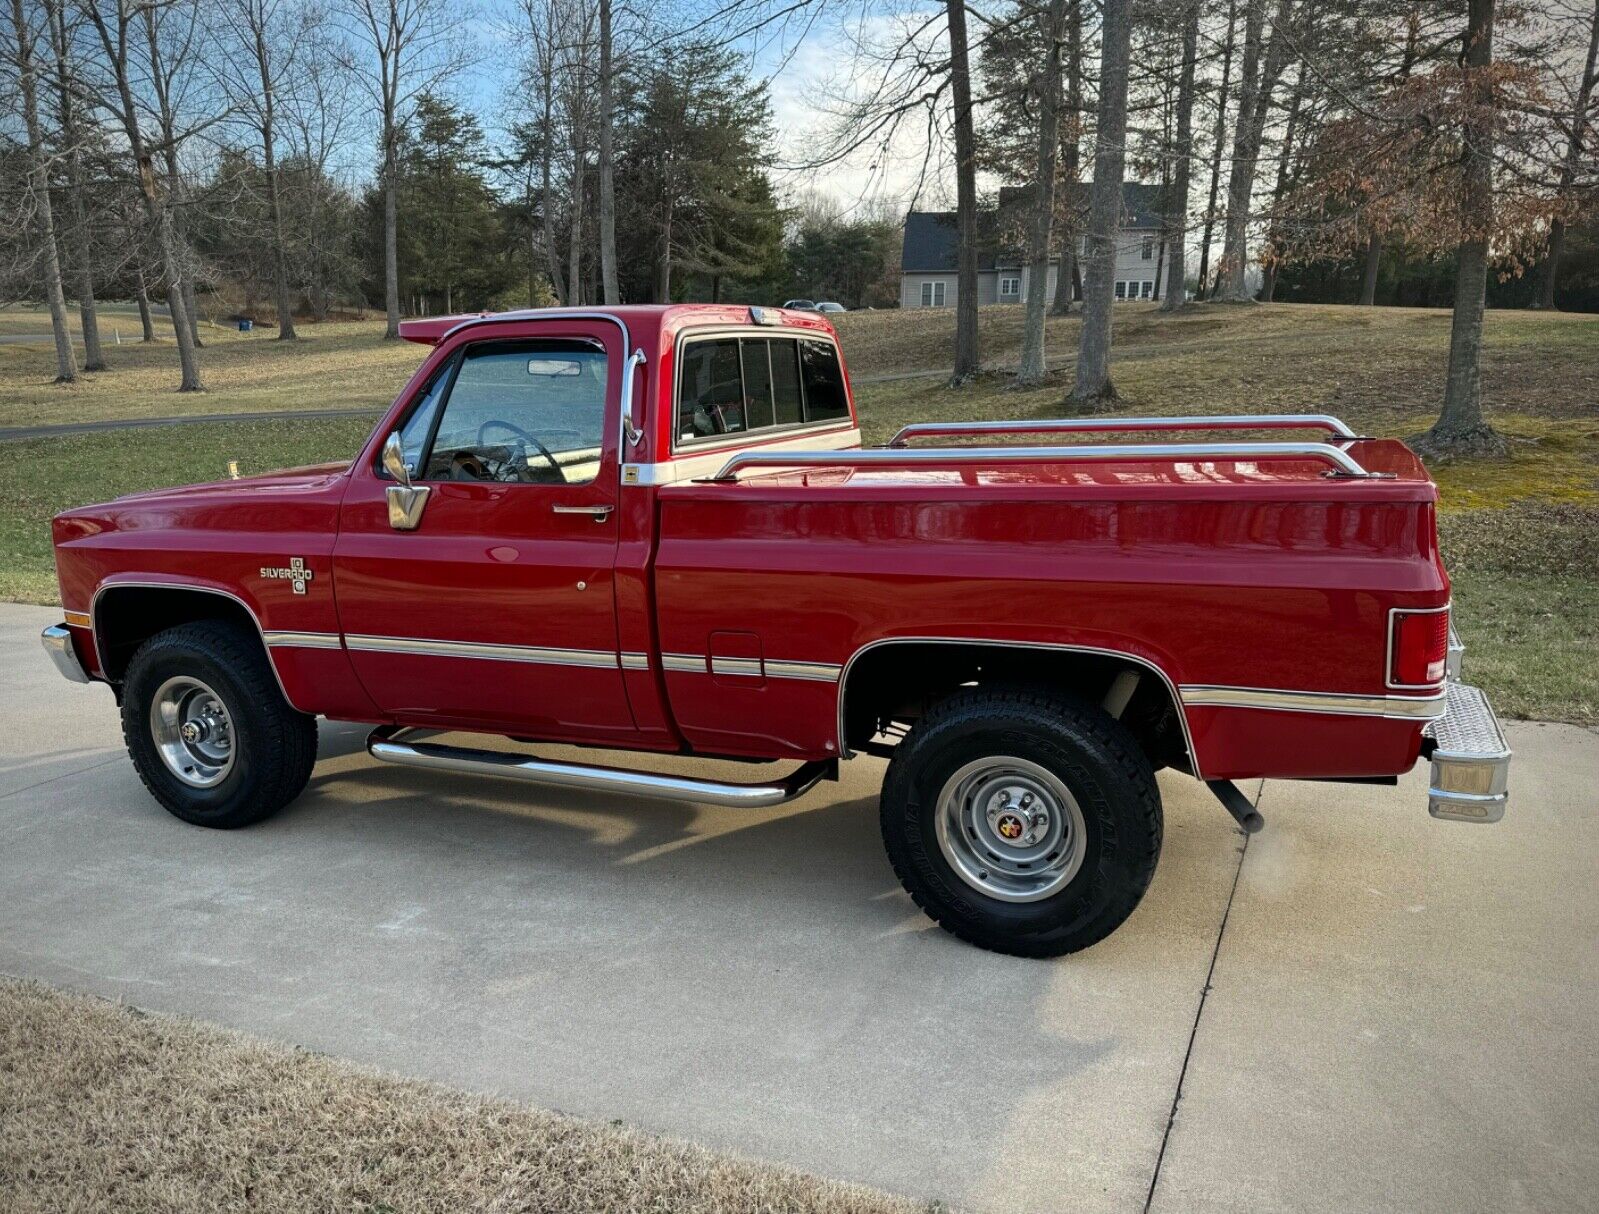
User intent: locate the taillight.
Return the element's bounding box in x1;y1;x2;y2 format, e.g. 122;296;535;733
1389;609;1450;687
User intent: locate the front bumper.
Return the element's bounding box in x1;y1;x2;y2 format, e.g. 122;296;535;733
41;624;92;684
1423;680;1510;823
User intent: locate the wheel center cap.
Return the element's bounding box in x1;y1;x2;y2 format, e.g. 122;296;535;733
996;812;1026;840
180;720;204;743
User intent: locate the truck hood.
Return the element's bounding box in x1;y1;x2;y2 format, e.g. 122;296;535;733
104;461;352;508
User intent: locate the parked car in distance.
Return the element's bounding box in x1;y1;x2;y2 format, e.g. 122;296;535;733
44;303;1510;958
815;301;847;313
782;299;817;311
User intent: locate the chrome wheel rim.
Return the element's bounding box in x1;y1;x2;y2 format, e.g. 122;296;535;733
149;676;236;789
933;756;1087;903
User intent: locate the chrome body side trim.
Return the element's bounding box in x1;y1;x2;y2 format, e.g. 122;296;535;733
367;726;834;809
263;630;344;650
707;441;1375;482
619;652;651;671
343;634;620;669
709;656;763;678
41;624;91;683
660;653;706;673
835;637;1199;773
1385;602;1452;691
764;659;843;683
1179;684;1448;720
90;580;313;713
888;413;1359;447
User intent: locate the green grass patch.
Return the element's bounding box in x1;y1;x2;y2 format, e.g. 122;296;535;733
1;417;372;604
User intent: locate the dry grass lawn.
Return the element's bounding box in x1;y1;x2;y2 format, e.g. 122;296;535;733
0;978;934;1214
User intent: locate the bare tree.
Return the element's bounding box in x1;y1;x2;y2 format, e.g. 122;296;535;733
947;0;979;383
1051;0;1083;313
1016;0;1068;384
6;0;77;382
1532;0;1599;309
1216;0;1295;301
1159;0;1200;312
83;0;206;389
1070;0;1130;404
1421;0;1504;455
598;0;618;303
218;0;311;338
1194;0;1237;298
46;0;105;369
340;0;470;337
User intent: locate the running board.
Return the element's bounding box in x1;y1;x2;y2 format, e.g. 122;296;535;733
366;727;836;809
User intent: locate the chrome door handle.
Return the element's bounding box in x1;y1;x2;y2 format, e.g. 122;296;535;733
551;503;614;521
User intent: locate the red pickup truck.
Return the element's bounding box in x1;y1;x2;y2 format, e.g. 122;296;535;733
43;304;1509;957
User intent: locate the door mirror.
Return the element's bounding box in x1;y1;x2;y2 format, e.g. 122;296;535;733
381;430;430;530
381;431;412;486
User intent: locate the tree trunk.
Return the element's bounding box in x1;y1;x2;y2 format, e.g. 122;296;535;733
1360;229;1382;305
1219;0;1293;301
154;181;203;390
255;23;296;340
47;0;104;370
1195;0;1238;300
1070;0;1130;404
1419;0;1504;457
947;0;980;383
540;88;566;304
1257;63;1305;307
1051;0;1082;315
10;0;76;382
182;269;203;347
135;269;156;341
383;123;401;338
568;158;584;307
1017;0;1068;385
1532;0;1599;310
598;0;619;305
1160;2;1198;311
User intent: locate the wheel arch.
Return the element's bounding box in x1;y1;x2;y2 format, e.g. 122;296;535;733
836;636;1199;778
90;581;303;710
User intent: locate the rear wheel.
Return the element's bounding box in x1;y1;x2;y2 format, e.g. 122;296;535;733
121;620;317;828
880;685;1162;957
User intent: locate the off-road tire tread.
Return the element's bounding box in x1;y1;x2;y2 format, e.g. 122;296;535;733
880;684;1162;958
120;620;317;828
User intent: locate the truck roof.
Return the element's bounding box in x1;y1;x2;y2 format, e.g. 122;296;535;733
396;304;838;346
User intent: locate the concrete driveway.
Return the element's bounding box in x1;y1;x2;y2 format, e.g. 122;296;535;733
2;601;1594;1212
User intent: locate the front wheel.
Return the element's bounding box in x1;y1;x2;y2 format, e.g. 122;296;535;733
880;685;1162;957
121;620;317;829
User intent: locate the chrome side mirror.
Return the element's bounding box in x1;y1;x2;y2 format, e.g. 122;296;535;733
381;432;430;531
621;348;647;447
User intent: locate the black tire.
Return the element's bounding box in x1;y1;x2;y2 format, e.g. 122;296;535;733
120;619;317;829
880;685;1162;958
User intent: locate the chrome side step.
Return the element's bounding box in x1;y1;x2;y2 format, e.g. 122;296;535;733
366;727;836;809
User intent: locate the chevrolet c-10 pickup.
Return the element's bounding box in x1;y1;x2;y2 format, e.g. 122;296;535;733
43;304;1510;956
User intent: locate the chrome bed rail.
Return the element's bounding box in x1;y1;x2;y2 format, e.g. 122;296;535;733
704;440;1377;482
886;413;1360;447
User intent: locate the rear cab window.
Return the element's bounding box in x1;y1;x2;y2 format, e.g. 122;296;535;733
676;332;850;447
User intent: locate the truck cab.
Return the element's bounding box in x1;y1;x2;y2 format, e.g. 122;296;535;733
44;305;1510;958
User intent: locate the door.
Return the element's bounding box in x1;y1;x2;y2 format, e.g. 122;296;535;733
334;321;637;742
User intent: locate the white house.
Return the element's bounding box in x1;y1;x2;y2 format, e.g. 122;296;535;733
899;183;1173;309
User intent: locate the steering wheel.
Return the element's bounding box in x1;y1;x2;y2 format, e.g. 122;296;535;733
476;419;566;483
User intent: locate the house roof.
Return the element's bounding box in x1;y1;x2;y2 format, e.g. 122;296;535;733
902;182;1164;273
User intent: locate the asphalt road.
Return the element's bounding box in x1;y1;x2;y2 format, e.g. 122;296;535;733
2;600;1594;1213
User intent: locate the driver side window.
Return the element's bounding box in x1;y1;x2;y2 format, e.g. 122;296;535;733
413;339;609;485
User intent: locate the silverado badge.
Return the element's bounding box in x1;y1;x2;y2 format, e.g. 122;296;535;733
260;557;314;595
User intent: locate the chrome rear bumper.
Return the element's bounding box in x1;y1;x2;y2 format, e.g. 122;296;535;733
1423;681;1509;823
41;624;92;684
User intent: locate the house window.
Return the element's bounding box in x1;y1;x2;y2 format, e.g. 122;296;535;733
1139;281;1153;299
1114;281;1127;299
999;276;1020;299
1141;235;1154;260
920;281;947;308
